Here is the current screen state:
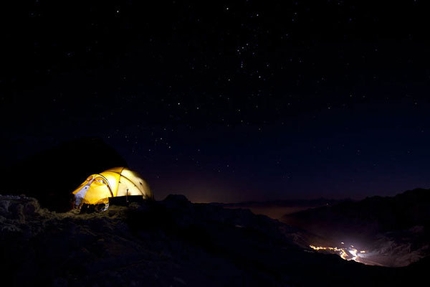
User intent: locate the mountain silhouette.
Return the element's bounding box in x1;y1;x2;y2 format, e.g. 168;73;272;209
0;193;423;286
2;137;127;212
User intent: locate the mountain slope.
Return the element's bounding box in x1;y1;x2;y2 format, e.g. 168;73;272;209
281;188;430;267
0;193;415;286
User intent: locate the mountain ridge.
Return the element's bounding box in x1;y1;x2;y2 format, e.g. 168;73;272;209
0;192;420;286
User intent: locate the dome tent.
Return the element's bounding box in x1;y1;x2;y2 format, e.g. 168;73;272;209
72;167;153;210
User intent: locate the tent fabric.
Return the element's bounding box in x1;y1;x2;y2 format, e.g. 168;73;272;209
72;167;153;206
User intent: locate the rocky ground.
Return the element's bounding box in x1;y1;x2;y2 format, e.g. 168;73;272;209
1;193;427;287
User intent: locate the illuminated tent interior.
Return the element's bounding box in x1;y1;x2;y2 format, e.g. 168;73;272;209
72;167;153;208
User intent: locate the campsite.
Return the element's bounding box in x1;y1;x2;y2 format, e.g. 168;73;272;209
1;139;429;286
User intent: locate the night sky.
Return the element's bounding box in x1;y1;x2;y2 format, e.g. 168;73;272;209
1;0;430;203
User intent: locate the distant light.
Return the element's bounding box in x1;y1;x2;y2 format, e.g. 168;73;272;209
349;249;357;258
310;244;367;264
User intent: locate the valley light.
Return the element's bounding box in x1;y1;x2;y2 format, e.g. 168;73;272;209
309;243;366;263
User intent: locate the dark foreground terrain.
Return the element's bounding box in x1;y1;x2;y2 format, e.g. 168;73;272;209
1;193;428;287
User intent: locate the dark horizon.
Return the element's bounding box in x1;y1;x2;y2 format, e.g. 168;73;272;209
2;134;427;204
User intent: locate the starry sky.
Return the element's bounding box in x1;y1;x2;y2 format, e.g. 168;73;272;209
1;0;430;203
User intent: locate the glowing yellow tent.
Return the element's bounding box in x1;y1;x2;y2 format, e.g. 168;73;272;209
72;167;153;208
